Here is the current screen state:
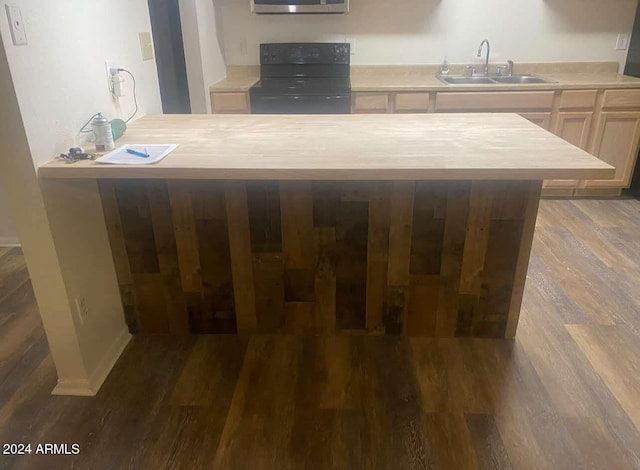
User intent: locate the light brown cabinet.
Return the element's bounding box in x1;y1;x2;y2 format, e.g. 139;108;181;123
435;91;555;112
394;92;430;112
352;93;391;113
211;92;250;114
545;111;594;191
584;111;640;188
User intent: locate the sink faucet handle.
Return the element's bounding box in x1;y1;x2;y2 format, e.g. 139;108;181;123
465;65;476;76
507;59;514;76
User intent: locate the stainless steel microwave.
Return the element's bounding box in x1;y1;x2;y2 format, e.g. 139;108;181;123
251;0;349;14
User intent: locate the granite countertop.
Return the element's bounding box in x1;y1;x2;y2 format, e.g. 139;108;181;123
210;62;640;93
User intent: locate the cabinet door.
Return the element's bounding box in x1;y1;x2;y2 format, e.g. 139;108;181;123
352;93;391;113
544;111;594;190
519;112;551;130
554;112;593;150
585;111;640;188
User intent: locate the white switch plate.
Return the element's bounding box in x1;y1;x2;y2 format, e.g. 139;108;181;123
239;38;248;55
5;4;27;46
616;33;629;51
139;32;154;61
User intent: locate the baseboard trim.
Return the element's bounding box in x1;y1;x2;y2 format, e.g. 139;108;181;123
0;237;20;247
51;328;132;396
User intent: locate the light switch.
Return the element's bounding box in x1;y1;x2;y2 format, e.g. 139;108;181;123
139;32;154;61
5;4;27;46
616;33;629;51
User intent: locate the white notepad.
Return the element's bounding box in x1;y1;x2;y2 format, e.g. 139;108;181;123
95;144;179;165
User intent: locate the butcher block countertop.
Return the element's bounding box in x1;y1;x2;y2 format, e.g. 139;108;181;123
210;62;640;93
38;114;614;181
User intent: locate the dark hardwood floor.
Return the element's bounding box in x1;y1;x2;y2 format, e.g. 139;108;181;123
1;198;640;469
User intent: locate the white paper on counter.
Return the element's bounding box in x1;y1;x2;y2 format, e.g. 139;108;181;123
95;144;179;165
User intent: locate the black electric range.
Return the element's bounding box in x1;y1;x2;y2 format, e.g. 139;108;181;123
250;43;351;114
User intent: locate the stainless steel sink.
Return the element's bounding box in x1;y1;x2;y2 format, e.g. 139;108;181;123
437;74;555;85
439;76;496;85
491;75;554;84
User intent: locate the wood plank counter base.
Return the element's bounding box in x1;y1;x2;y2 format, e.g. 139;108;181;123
39;114;613;339
99;179;541;338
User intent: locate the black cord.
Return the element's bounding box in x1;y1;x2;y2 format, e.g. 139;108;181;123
118;68;138;123
79;112;101;133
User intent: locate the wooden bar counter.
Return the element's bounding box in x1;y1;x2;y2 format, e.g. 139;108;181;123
39;114;613;338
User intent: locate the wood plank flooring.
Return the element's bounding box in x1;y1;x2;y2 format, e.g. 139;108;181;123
1;198;640;469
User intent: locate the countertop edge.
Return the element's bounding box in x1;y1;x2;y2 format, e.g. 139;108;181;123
38;166;615;181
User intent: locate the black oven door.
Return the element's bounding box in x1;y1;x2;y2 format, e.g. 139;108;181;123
250;94;351;114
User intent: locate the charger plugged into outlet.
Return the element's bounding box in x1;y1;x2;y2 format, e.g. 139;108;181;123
105;60;125;97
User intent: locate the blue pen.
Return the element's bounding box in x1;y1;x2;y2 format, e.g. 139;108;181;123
126;148;150;158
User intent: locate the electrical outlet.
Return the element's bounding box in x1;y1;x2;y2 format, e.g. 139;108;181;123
75;297;89;325
5;4;27;46
616;33;629;51
105;60;118;92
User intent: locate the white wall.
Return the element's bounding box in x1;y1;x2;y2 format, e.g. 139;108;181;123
0;0;162;395
0;182;18;246
1;0;162;167
218;0;638;68
180;0;227;113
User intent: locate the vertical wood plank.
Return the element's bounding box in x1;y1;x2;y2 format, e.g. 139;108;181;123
505;181;542;338
98;180;133;285
114;181;160;274
132;274;169;333
314;228;337;333
168;180;202;293
366;183;390;333
335;198;369;331
225;181;258;334
280;182;315;270
385;181;415;334
435;183;470;337
459;181;493;295
253;252;285;333
147;180;189;334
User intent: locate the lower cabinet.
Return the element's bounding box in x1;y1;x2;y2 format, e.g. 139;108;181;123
211;92;250;114
584;111;640;188
545;111;595;191
352;93;391;113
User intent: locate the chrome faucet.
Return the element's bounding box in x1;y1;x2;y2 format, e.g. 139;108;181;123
476;39;490;75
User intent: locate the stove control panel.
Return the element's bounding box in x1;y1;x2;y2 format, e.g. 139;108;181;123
260;43;350;65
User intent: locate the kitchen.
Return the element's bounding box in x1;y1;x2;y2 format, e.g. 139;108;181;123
1;0;640;468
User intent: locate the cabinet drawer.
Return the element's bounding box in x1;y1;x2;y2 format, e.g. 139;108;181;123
602;89;640;109
558;90;597;109
211;92;249;113
435;91;554;111
352;93;390;113
394;93;430;112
